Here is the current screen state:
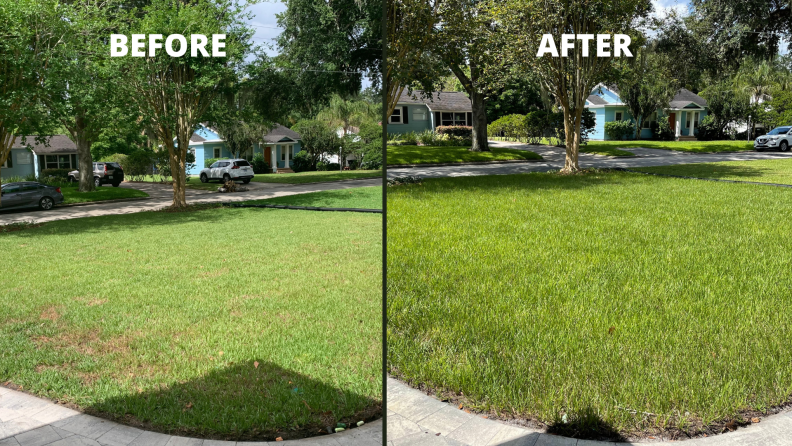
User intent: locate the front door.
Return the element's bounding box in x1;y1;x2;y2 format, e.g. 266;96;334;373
264;147;271;166
668;113;676;132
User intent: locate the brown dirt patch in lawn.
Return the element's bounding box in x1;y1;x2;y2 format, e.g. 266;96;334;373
39;306;61;321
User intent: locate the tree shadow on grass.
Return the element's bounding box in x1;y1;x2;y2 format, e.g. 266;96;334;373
546;407;627;442
87;360;381;442
638;163;788;182
245;188;382;209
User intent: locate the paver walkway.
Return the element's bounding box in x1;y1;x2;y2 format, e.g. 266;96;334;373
387;142;792;179
0;385;381;446
0;179;381;225
387;378;792;446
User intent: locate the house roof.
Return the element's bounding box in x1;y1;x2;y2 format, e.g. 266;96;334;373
261;124;301;143
669;88;707;109
397;90;473;112
586;95;608;106
190;133;207;143
11;135;77;154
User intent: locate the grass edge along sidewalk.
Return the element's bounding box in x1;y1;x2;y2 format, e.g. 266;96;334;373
0;205;382;442
387;145;542;165
388;170;792;440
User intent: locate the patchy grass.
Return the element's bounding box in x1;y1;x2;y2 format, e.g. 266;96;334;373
251;171;382;184
0;207;381;441
580;146;635;157
388;171;792;439
387;145;542;165
241;187;382;209
60;185;149;204
636;158;792;185
584;139;754;153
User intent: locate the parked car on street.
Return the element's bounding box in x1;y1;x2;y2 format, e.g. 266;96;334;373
68;162;124;187
199;159;255;184
0;182;64;210
754;126;792;152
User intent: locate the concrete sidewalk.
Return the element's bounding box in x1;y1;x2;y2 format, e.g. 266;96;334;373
387;378;792;446
0;178;381;225
0;385;381;446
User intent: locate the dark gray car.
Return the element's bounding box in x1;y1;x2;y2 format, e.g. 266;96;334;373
0;182;64;211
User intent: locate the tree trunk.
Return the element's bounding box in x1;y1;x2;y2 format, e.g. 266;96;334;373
561;104;583;173
169;130;189;208
470;90;489;152
635;118;642;140
73;112;96;192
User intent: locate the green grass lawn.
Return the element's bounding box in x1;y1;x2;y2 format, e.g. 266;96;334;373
637;159;792;185
584;139;754;153
0;207;381;441
388;171;792;438
251;170;382;184
241;186;382;209
60;185;149;204
580;146;635;157
387;145;542;165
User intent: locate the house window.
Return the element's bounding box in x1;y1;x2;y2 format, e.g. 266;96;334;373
1;153;12;168
213;147;221;158
281;145;293;162
40;154;74;169
642;112;656;129
389;108;402;124
686;112;700;129
440;112;468;126
615;112;623;121
413;108;427;121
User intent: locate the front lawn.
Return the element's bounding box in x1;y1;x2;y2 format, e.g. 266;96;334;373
637;158;792;185
584;139;754;153
251;170;382;184
0;207;381;441
241;186;382;209
61;185;149;204
387;145;542;165
388;171;792;439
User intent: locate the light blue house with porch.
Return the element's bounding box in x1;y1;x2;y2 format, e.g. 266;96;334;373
1;135;79;180
186;123;302;174
585;84;708;140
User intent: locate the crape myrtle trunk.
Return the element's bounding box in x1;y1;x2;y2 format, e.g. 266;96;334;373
73;113;96;192
449;61;490;152
0;129;13;207
170;123;191;208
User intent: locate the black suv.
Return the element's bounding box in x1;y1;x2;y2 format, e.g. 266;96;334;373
68;162;124;187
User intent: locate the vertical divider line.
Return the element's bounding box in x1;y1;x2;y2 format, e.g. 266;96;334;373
381;0;388;443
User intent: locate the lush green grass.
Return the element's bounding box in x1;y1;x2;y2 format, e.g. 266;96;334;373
388;171;792;437
387;145;542;165
584;139;754;153
0;207;381;441
637;159;792;185
242;186;382;209
580;146;635;157
60;185;149;204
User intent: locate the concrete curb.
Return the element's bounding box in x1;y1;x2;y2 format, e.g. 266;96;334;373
0;386;381;445
388;159;544;168
386;377;792;445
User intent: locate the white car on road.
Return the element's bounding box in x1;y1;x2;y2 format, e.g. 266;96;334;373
755;126;792;152
199;159;255;184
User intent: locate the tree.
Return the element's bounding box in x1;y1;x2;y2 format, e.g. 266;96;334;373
0;0;64;205
276;0;381;101
292;119;338;169
699;79;750;138
209;83;272;159
316;94;379;135
490;0;651;172
41;0;126;192
616;46;678;139
114;0;251;207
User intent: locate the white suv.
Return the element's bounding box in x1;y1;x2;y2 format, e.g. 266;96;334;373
755;126;792;152
199;159;255;184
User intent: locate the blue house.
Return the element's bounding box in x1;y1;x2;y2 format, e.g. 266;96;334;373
1;135;79;180
585;84;708;140
186;123;302;174
388;90;473;134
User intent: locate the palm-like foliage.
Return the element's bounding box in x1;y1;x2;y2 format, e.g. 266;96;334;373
315;94;378;135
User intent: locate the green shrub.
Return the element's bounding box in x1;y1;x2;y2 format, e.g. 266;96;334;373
291;151;314;172
417;130;436;145
400;132;419;145
436;126;473;138
41;168;72;180
100;153;129;169
651;117;675;141
316;161;341;171
124;150;155;181
1;175;25;184
604;120;635;140
250;153;270;174
204;157;220;168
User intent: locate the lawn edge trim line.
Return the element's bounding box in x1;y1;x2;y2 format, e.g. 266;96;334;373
59;196;152;207
614;167;792;188
388;159;544;168
223;203;383;213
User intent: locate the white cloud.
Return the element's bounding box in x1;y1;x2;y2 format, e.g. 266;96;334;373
651;0;689;20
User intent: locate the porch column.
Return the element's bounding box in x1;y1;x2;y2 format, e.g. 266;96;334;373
675;113;682;139
271;146;277;172
690;111;697;138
